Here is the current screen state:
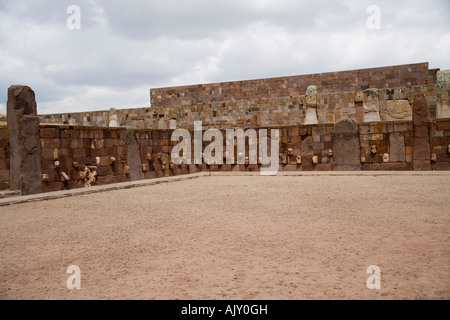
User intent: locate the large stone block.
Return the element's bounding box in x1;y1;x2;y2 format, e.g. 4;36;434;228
389;132;406;162
126;130;144;181
363;89;381;122
412;94;432;170
332;119;361;171
7;86;42;195
384;100;412;121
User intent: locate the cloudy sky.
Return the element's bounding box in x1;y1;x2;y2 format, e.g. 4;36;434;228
0;0;449;115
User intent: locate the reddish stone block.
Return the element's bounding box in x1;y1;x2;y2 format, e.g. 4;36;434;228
371;163;381;170
315;163;333;171
0;180;9;190
436;121;450;131
40;128;57;139
0;158;9;170
43;182;64;193
0;140;8;148
380;163;410;171
434;162;450;170
73;148;87;158
394;123;409;132
0;148;8;159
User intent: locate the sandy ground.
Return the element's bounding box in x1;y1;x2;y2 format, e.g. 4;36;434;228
0;174;449;300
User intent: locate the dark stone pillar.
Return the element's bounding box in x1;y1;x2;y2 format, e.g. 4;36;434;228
126;130;144;181
332;119;361;171
7;85;42;195
412;94;432;171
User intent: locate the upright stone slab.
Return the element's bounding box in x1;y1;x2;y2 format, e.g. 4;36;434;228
304;86;319;125
7;85;42;195
389;132;406;163
412;94;432;170
126;130;144;181
363;89;381;122
300;136;314;171
332;119;361;171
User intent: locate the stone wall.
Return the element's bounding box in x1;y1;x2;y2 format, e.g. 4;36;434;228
2;118;450;193
151;62;435;107
38;63;447;130
0;126;10;190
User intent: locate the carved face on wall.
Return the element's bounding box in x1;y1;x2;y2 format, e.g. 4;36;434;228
312;156;319;165
431;153;437;163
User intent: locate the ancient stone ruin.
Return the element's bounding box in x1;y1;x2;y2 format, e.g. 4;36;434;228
0;62;449;195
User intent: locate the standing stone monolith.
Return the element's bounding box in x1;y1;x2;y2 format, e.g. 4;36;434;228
304;85;319;125
412;93;432;170
363;89;381;122
332;119;361;171
389;132;406;163
7;85;42;195
126;129;144;181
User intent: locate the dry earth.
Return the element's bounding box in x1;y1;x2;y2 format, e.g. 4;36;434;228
0;174;449;300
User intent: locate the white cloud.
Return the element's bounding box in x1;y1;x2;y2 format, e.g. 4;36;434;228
0;0;449;114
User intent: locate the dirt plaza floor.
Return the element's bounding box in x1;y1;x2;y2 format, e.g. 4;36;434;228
0;173;449;300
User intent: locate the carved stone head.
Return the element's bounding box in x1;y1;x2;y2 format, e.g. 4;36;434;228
312;156;319;165
383;153;390;163
371;145;377;154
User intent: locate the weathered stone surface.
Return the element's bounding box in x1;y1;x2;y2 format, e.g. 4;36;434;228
412;94;432;170
385;100;412;121
126;130;144;181
363;89;381;122
389;132;406;162
306;85;318;107
7;85;42;195
437;70;450;118
332;119;361;171
304;108;319;125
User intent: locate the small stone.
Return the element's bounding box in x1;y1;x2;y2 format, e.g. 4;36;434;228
312;156;319;165
72;162;79;168
383;153;390;163
146;154;152;161
371;145;377;154
142;164;148;172
245;157;249;165
110;157;116;163
287;148;294;156
42;174;49;183
361;157;366;163
61;172;70;182
328;149;333;157
54;161;60;170
124;166;130;175
296;155;302;165
96;157;101;166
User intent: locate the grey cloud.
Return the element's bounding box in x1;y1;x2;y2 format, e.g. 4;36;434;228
0;0;449;114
